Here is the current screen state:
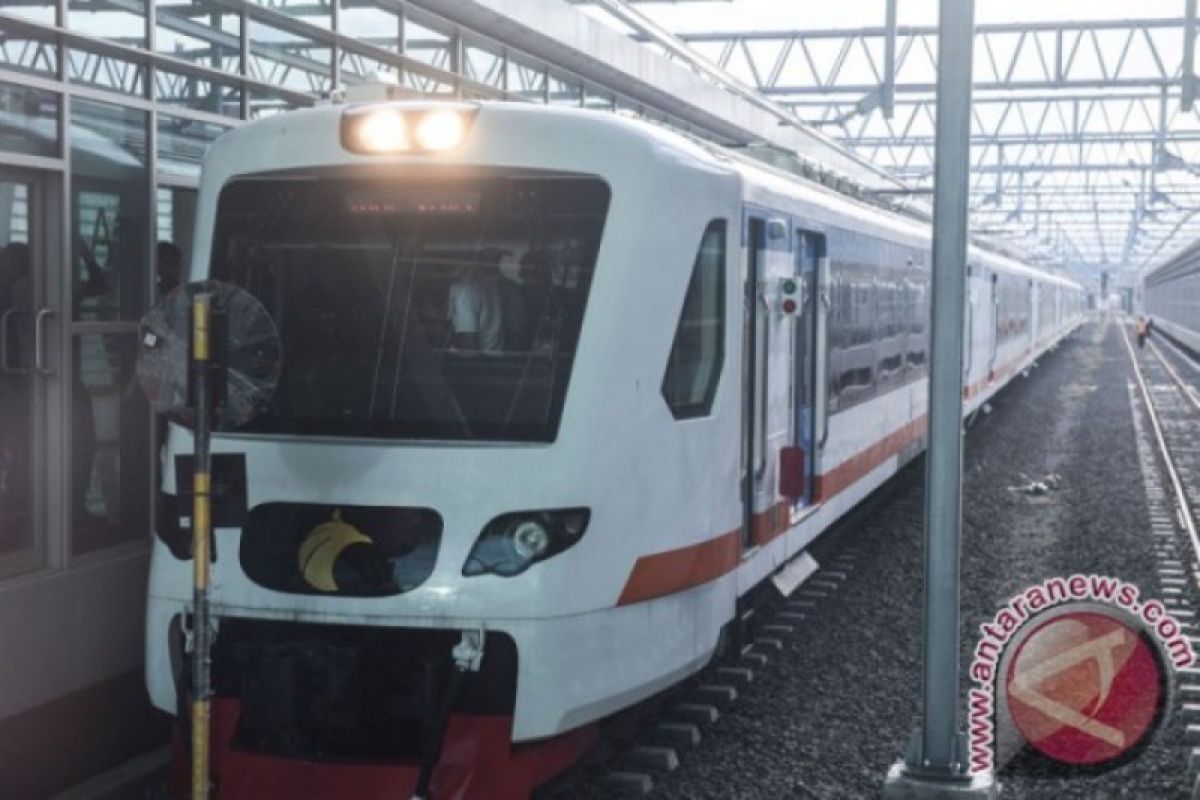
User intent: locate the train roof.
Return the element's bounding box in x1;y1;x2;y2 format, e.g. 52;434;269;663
209;99;1082;291
1144;237;1200;286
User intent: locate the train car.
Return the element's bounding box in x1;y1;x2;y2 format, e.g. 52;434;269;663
143;91;1086;799
1144;239;1200;354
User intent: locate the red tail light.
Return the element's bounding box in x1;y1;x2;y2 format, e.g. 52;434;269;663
779;446;806;501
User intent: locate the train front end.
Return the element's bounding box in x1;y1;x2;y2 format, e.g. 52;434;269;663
144;98;739;799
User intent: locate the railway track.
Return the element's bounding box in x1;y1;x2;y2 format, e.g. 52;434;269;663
1123;326;1200;586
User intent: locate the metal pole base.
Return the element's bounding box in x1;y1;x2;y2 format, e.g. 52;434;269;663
882;762;999;799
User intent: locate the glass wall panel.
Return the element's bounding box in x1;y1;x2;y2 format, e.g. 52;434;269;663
548;75;582;106
247;89;307;119
402;69;454;95
0;1;56;25
0;177;38;576
155;186;195;292
250;0;330;27
70;332;149;555
507;58;546;102
0;83;59;158
247;19;333;94
583;88;614;111
69;98;150;555
339;48;398;84
68;0;146;48
156;1;241;74
67;48;148;96
338;5;401;50
464;45;503;91
157;114;226;181
70;98;148;322
154;68;242;117
404;19;452;71
0;28;58;76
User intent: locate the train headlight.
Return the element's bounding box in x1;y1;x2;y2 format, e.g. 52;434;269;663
511;520;550;560
348;107;408;154
414;109;467;152
463;508;590;578
341;104;477;155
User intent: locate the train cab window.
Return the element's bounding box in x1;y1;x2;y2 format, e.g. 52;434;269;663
662;220;726;419
209;175;610;442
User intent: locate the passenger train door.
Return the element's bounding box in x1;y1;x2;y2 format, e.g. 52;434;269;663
790;230;824;508
740;213;800;552
741;217;766;550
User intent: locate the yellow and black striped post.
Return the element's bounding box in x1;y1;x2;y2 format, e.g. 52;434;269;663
190;294;213;800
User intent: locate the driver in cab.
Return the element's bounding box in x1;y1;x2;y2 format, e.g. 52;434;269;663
448;248;506;352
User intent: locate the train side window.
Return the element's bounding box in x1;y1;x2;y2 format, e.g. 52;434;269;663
662;219;727;419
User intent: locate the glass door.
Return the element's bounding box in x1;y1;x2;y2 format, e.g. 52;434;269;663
0;169;61;578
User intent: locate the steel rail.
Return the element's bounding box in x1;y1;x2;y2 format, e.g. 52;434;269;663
1142;338;1200;412
1121;324;1200;588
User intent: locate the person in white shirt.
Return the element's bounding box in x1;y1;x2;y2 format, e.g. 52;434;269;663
448;249;506;351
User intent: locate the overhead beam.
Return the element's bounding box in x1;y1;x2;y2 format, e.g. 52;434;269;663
1186;0;1198;111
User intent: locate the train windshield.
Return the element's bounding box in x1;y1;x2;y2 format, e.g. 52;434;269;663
209;174;610;442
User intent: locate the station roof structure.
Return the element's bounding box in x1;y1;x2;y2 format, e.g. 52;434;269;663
6;0;1196;284
575;0;1200;284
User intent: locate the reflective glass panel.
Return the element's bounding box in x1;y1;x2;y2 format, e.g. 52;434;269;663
0;83;59;158
464;45;503;90
67;48;147;96
247;19;332;94
0;28;58;76
0;1;55;24
156;1;241;73
154;68;242;118
70;332;150;555
548;75;582;107
70;98;149;322
404;19;451;71
157;114;227;181
68;1;146;47
249;0;330;27
155;186;195;296
210;175;611;442
0;178;38;575
507;58;546;102
338;5;401;48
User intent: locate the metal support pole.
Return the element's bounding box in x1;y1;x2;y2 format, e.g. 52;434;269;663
1185;0;1197;112
884;1;996;796
883;0;898;119
190;293;213;800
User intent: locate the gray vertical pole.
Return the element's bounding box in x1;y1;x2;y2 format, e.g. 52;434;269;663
921;0;974;768
884;0;996;795
883;0;898;119
1185;0;1197;112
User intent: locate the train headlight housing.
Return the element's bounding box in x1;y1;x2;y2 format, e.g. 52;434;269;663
341;104;477;155
463;508;590;578
348;107;408;154
414;109;467;152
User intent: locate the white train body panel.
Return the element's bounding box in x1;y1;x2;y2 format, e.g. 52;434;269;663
145;102;1086;745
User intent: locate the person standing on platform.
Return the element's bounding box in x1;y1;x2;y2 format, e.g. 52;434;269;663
1135;315;1148;350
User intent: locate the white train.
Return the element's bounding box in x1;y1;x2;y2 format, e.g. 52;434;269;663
145;94;1086;798
1144;239;1200;354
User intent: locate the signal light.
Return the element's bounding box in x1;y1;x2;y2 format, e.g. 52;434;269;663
779;277;801;316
